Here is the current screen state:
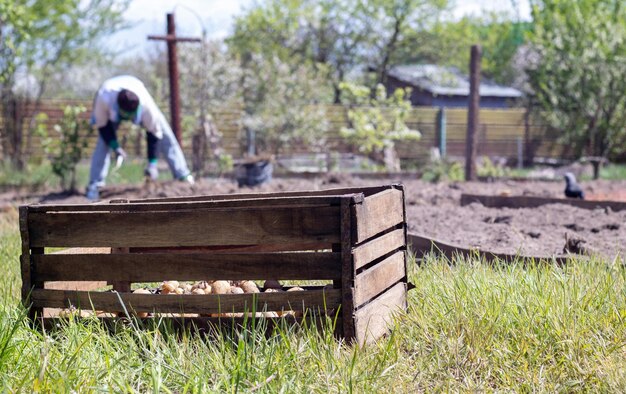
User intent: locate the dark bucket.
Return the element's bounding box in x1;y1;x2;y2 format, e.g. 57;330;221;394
236;160;273;187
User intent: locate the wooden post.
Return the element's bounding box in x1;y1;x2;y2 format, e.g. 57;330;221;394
437;107;446;158
148;13;201;147
465;44;481;181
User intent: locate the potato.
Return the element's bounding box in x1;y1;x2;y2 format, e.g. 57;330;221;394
230;286;244;294
184;283;193;293
192;288;205;295
211;280;231;294
203;285;212;294
264;288;282;293
175;287;184;295
132;288;152;316
240;280;260;293
287;286;304;292
161;281;178;294
263;279;282;290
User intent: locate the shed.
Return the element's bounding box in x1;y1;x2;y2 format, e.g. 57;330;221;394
385;64;522;108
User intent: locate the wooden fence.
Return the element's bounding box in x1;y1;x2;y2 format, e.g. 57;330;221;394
0;100;568;166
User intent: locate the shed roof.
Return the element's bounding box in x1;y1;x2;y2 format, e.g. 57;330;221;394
388;64;523;98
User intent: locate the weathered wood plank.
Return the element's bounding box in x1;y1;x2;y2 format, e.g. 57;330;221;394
28;206;341;248
354;282;406;346
407;232;572;265
33;252;342;282
129;242;332;254
26;185;395;213
39;315;342;334
31;288;342;314
353;251;405;307
461;193;626;212
352;228;405;270
340;198;356;341
19;207;32;310
44;281;108;291
125;185;389;204
28;196;345;213
352;188;404;243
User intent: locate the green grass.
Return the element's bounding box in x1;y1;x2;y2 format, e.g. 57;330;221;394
0;213;624;392
0;159;162;192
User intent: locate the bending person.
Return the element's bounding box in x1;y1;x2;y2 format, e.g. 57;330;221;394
86;75;194;200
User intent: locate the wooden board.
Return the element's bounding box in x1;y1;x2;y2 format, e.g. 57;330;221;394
354;282;406;346
352;188;404;243
353;228;405;270
353;251;405;307
38;314;342;334
408;232;572;265
28;196;348;213
461;193;626;212
44;281;108;291
121;185;394;204
27;206;341;248
31;288;342;314
33;252;342;282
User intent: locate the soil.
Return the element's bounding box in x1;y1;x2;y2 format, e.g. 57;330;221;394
2;174;625;259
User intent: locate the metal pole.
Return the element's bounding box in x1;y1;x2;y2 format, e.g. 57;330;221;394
166;13;182;147
517;136;523;170
465;44;481;181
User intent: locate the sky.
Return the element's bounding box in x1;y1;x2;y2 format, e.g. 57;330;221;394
109;0;531;58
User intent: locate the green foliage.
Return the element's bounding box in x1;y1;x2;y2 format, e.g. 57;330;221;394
229;0;450;101
340;83;421;171
477;156;510;179
39;105;91;192
240;55;331;155
527;0;626;160
421;159;464;182
424;15;531;85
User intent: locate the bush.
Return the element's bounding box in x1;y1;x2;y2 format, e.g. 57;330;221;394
38;105;91;192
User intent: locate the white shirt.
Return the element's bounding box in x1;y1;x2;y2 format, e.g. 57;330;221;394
91;75;164;139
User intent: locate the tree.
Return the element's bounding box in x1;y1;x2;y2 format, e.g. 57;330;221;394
526;0;626;171
0;0;129;169
423;14;530;86
340;83;421;171
229;0;450;102
240;55;331;156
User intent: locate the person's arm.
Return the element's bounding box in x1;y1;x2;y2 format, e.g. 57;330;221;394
98;121;120;150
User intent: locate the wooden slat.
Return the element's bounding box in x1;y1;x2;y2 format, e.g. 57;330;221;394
44;281;108;291
353;228;405;270
340;197;356;341
123;185;391;204
28;206;341;248
31;288;342;314
461;193;626;212
407;232;572;265
354;282;406;346
28;196;345;213
352;188;404;243
354;251;405;307
128;242;332;254
19;207;31;309
39;314;342;333
52;247;111;254
33;252;342;282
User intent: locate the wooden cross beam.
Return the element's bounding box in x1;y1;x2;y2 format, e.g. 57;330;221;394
148;13;201;147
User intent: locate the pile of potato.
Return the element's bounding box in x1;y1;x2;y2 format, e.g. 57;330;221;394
130;279;306;318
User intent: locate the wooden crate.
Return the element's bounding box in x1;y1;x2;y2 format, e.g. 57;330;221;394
19;184;408;345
